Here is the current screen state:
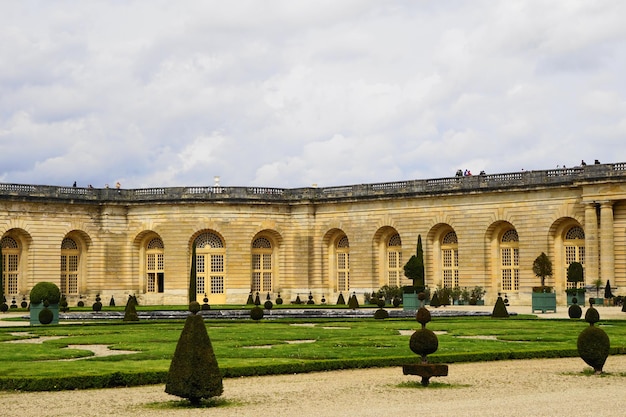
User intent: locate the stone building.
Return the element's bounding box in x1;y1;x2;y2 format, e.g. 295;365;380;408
1;162;625;306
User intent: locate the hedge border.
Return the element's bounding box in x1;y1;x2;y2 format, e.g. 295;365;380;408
2;347;625;391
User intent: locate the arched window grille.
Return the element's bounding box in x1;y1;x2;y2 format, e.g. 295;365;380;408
252;237;273;293
194;233;225;297
146;238;164;293
565;226;585;289
441;231;459;288
336;236;350;292
1;237;19;296
387;234;403;286
500;230;519;292
60;238;79;295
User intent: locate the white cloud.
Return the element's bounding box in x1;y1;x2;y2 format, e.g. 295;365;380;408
1;1;625;188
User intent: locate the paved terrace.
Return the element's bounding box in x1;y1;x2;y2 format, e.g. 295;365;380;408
1;162;625;204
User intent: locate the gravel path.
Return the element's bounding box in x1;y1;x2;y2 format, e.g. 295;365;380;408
2;356;626;417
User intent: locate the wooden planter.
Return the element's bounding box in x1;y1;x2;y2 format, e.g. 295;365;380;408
29;303;59;326
402;293;420;311
531;292;557;313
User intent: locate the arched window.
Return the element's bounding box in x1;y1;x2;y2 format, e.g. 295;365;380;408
60;238;79;295
194;232;225;301
441;231;459;288
146;238;164;293
252;237;273;293
1;237;19;296
387;234;403;286
565;226;585;289
500;229;519;292
336;235;350;292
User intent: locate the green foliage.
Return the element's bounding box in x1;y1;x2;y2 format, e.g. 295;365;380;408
165;313;223;404
264;300;273;310
566;262;584;284
378;285;402;302
533;252;553;287
29;282;62;305
189;243;197;303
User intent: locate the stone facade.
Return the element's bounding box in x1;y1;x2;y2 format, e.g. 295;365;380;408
1;162;626;306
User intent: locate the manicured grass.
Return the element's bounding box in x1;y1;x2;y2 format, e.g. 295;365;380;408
1;315;625;390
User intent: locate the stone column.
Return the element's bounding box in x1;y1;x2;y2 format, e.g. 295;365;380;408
584;203;599;285
599;201;615;285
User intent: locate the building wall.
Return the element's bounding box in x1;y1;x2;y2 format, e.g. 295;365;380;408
2;164;626;306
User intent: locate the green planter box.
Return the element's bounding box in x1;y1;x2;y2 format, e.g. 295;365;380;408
532;292;557;313
29;303;59;326
403;293;420;311
566;291;586;306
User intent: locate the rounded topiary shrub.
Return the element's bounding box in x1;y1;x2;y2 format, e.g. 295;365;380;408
409;328;439;357
250;306;264;321
275;293;283;305
38;307;54;325
264;300;273;310
92;294;103;312
374;308;389;319
0;303;8;312
29;282;61;305
578;325;610;374
568;303;583;319
392;297;401;308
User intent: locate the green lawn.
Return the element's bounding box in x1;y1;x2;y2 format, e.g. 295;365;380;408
1;315;625;390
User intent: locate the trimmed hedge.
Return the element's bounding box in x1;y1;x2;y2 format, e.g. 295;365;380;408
3;347;626;391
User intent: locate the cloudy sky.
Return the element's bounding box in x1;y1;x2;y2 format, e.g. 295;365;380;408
1;1;625;189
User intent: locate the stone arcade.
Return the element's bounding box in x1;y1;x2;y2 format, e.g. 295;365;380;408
1;162;626;306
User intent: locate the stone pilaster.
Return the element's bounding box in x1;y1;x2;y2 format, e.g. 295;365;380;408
584;202;599;284
599;201;615;285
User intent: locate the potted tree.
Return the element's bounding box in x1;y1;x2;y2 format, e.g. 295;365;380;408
29;282;61;325
566;261;585;306
531;252;556;313
403;235;425;310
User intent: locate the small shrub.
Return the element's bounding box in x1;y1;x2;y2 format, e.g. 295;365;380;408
264;300;273;310
374;309;389;319
275;293;283;305
568;303;582;319
38;307;54;325
250;306;264;321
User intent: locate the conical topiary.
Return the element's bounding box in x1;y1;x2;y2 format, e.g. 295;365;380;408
123;295;139;321
491;296;509;318
348;292;359;309
336;292;346;305
577;304;610;374
165;301;223;405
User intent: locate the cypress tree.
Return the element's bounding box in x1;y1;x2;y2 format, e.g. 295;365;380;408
189;242;197;303
403;235;425;292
